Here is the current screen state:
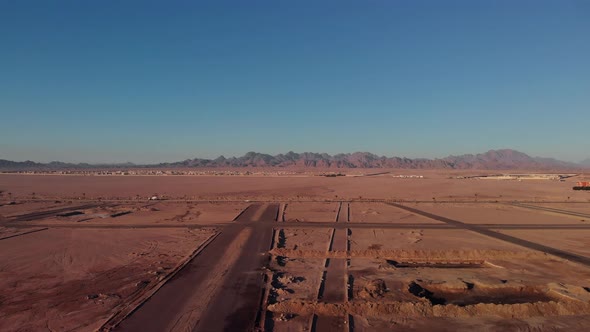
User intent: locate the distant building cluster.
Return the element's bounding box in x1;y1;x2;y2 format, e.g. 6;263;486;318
453;174;576;180
0;169;304;176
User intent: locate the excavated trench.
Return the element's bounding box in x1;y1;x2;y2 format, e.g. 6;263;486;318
408;281;554;306
57;211;85;217
387;260;486;268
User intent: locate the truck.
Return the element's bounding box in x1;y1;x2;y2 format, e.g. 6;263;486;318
573;181;590;190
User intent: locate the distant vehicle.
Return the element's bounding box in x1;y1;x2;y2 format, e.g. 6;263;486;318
573;181;590;190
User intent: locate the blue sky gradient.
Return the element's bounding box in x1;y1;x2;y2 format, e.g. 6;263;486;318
1;1;589;163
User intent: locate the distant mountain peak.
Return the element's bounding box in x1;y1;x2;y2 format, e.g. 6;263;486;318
1;149;586;170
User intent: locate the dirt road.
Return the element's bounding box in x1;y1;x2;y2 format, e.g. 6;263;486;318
315;228;348;332
114;203;279;332
193;204;278;332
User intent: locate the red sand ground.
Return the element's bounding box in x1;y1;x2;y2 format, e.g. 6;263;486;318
0;227;215;331
1;172;590;331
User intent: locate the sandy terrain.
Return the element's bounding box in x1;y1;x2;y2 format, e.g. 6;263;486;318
2;172;589;201
0;201;71;217
0;226;48;240
268;238;590;331
349;228;531;252
0;227;216;331
351;315;590;332
1;172;590;331
5;201;248;227
522;202;590;221
535;203;590;214
350;202;442;224
268;257;326;302
494;229;590;257
267;227;339;331
283;202;339;222
275;228;332;251
408;202;585;225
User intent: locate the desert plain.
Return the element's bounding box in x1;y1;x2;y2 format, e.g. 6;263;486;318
1;170;590;331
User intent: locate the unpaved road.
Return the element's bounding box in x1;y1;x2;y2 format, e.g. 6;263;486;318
114;203;279;332
315;228;348;332
193;204;278;332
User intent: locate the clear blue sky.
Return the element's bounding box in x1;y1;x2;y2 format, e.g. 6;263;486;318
1;1;588;163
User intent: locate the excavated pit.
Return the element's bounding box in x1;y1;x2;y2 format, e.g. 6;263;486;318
57;211;85;217
110;211;132;218
408;281;554;306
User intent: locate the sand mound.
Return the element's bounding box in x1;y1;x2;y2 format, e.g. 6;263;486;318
269;248;555;261
268;298;590;319
359;279;388;299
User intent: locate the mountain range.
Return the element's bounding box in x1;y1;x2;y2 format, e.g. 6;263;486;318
1;149;588;171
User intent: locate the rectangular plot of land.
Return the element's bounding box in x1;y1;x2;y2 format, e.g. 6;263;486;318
268;258;326;302
408;203;583;225
275;228;332;251
284;202;339;222
350;315;590;332
269;313;314;332
348;255;590;304
350;202;442;224
116;201;250;224
349;229;532;252
314;314;347;332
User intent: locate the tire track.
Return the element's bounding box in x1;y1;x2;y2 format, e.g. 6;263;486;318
0;227;49;241
335;202;342;222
